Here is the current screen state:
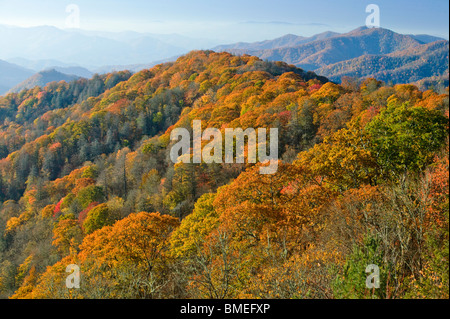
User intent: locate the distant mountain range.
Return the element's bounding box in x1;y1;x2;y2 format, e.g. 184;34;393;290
316;40;449;86
0;24;217;95
1;25;448;96
214;31;340;51
214;27;449;88
214;27;446;68
0;25;218;69
7;69;80;93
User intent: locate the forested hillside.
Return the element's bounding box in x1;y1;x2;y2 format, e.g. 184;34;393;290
0;51;448;299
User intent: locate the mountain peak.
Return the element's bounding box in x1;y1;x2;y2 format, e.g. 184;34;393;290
347;26;395;35
351;26;370;32
278;33;304;40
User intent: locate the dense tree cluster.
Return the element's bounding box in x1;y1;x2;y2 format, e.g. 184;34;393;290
0;51;448;299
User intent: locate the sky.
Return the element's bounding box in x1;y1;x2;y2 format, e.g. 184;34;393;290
0;0;448;42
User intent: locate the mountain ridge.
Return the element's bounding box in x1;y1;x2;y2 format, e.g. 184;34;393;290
230;27;424;70
0;59;35;95
316;40;449;87
8;69;81;93
214;27;449;87
213;31;340;51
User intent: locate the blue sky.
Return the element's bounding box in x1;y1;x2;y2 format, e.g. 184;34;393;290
0;0;448;41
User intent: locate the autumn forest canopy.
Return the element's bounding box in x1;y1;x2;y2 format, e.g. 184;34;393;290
0;50;448;299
